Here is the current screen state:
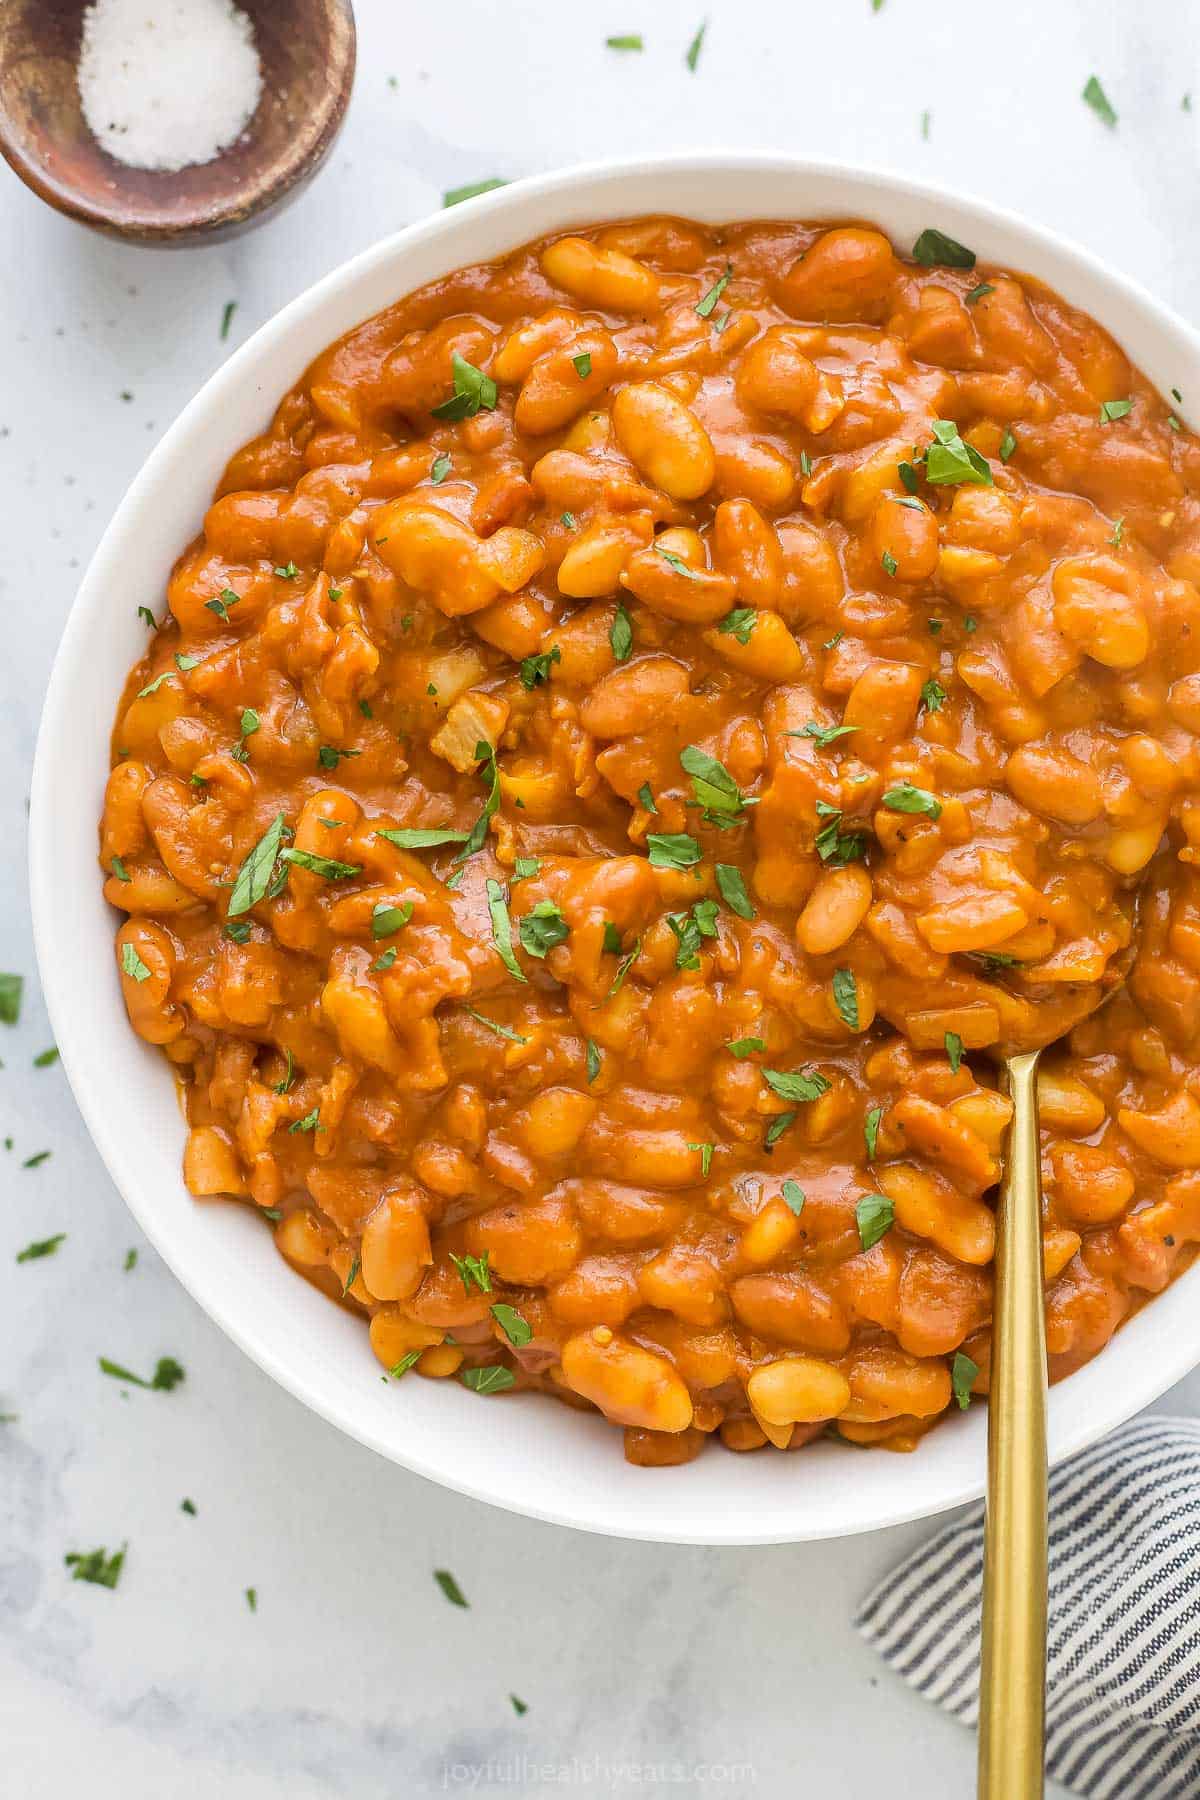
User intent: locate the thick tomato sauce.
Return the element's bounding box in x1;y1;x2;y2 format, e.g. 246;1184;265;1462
102;216;1200;1464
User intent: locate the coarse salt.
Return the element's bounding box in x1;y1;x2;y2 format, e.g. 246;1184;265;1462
77;0;263;173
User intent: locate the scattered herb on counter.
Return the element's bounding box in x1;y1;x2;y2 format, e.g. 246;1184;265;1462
685;18;707;70
33;1047;59;1068
220;300;237;340
1082;75;1117;128
16;1235;66;1263
443;178;507;207
98;1355;184;1391
65;1545;126;1589
435;1569;469;1608
0;972;23;1024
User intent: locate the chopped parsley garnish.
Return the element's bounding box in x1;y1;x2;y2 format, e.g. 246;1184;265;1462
485;879;528;983
585;1038;602;1083
98;1355;184;1391
1082;75;1117;128
696;264;733;319
16;1234;66;1263
204;587;241;622
387;1351;422;1380
716;607;756;645
443;178;507;207
518;900;570;959
110;855;131;882
120;943;151;983
272;1050;295;1094
637;782;658;814
881;549;898;578
781;1180;806;1217
435;1569;469;1607
450;1251;492;1295
726;1037;766;1059
864;1104;883;1161
342;1256;361;1296
1108;517;1125;548
491;1303;533;1347
965;282;995;305
647;832;701;870
667;899;719;969
1099;398;1133;424
920;678;947;713
944;1031;964;1074
898;460;921;494
561;511;577;530
65;1545;126;1589
685;18;707;70
317;744;361;771
792;720;859;749
764;1112;796;1151
656;544;701;580
372;901;413;938
605;936;642;1002
279;848;361;882
856;1193;895;1252
273;562;298;580
460;1364;516;1394
376;826;469;850
572;352;592;379
882;782;942;820
513;856;541;880
926;419;992;486
461;1007;528;1045
610;601;634;662
763;1067;830;1104
680;744;753;821
606;33;644;49
456;741;502;862
0;972;23;1024
688;1142;714;1178
912;229;976;270
230;707;260;762
832;968;859;1031
814;803;868;866
714;863;754;918
432;352;498;420
952;1350;979;1410
289;1108;321;1134
519;646;561;689
228;812;289;917
138;605;157;628
430;452;452;483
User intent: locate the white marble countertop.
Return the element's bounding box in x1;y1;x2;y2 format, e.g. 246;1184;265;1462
4;2;1200;1794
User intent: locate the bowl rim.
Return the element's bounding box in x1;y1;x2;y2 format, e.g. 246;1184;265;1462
30;148;1200;1543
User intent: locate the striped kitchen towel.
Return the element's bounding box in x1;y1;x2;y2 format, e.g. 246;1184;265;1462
856;1417;1200;1799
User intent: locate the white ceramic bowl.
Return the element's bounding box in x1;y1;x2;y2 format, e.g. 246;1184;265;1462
31;152;1200;1544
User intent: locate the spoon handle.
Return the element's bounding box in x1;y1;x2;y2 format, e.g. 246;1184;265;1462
978;1049;1048;1800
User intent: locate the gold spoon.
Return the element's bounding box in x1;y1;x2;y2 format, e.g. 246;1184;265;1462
977;946;1138;1800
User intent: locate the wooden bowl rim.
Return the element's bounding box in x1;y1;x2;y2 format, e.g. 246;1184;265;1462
0;0;356;243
